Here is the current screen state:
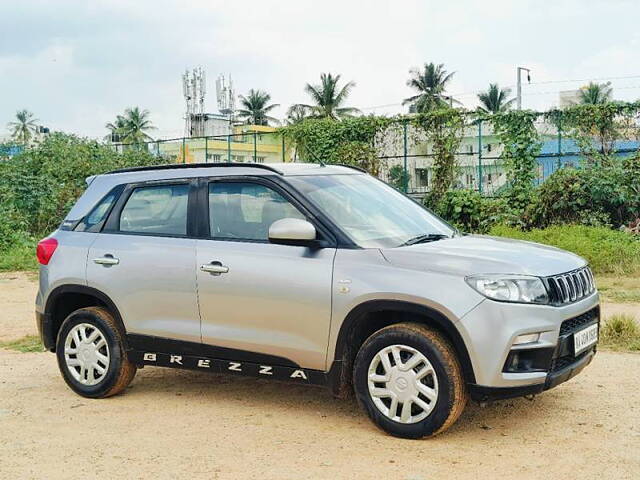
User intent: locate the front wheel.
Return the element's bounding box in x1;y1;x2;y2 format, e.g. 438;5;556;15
353;323;468;438
56;306;136;398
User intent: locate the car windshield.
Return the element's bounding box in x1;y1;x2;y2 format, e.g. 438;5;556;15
288;174;456;248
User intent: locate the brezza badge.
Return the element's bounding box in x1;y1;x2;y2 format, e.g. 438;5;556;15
141;352;309;380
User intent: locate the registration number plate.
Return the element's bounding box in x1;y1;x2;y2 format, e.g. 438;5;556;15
574;323;598;355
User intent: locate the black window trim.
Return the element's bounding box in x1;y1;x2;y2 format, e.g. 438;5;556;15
198;175;339;247
102;178;198;239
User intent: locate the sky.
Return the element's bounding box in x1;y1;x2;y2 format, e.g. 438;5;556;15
1;0;639;140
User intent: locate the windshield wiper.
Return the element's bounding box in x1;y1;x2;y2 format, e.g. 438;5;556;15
400;233;451;247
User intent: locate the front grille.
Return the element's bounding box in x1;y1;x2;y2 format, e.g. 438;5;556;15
559;307;599;336
544;266;595;305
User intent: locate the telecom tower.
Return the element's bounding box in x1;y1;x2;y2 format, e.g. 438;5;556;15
216;74;236;127
182;67;206;137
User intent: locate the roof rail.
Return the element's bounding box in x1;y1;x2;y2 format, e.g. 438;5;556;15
333;163;369;173
106;162;283;175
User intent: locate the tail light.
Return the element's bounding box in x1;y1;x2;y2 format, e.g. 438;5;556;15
36;237;58;265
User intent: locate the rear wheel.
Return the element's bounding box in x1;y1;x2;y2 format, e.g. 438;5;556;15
56;306;136;398
353;322;467;438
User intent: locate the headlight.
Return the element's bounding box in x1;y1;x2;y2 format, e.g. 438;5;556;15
465;274;549;304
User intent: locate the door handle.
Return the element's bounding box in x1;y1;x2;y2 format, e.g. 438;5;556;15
93;255;119;266
200;261;229;275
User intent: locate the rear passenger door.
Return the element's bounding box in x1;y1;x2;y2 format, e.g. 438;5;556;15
196;178;336;370
86;180;201;343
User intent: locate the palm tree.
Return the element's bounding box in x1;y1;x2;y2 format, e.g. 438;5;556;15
285;104;310;125
106;107;155;144
297;73;360;120
8;110;39;144
236;89;280;126
403;63;458;113
578;82;613;105
104;115;127;142
477;83;515;113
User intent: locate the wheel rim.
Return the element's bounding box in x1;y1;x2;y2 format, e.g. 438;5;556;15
64;323;110;386
367;344;438;424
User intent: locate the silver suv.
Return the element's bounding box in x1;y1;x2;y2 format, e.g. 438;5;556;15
35;163;599;438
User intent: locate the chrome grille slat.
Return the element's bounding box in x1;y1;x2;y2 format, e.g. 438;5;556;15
546;266;595;305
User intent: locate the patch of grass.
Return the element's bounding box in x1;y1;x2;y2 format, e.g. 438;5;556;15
0;240;37;272
0;335;44;353
489;224;640;276
597;276;640;303
600;315;640;351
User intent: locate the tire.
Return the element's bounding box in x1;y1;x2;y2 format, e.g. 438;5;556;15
56;306;136;398
353;322;467;439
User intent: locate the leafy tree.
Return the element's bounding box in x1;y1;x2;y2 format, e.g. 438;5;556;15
8;110;39;144
296;73;360;120
403;63;458;113
105;107;155;144
578;82;613;105
285;104;310;125
236;89;280;126
477;83;515;113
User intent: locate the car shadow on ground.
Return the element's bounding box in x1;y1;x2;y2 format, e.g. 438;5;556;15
125;366;563;437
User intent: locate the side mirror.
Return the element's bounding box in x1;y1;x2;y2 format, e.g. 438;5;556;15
268;218;318;247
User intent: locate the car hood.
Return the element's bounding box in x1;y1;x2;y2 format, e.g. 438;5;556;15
380;235;586;277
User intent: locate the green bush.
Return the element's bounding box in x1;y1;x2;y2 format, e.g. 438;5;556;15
528;163;640;229
0;133;164;253
0;133;166;271
489;224;640;275
427;189;516;233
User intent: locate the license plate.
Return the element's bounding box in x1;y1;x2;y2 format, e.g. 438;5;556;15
574;323;598;355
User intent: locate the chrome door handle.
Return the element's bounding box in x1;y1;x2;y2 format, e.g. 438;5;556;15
93;255;119;266
200;262;229;275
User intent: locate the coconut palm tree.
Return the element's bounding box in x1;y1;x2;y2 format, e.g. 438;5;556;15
122;107;155;143
104;115;127;142
7;110;39;144
236;89;280;126
297;73;360;120
403;63;458;113
106;107;155;144
578;82;613;105
477;83;515;113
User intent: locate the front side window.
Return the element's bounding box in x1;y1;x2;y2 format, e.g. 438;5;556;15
119;184;189;235
208;182;304;241
288;174;455;248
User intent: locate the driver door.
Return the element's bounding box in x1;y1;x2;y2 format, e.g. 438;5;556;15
195;179;336;370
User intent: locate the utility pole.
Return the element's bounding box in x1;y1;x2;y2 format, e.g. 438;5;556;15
516;67;531;110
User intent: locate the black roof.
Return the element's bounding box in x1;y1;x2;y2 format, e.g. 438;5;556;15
106;162;284;175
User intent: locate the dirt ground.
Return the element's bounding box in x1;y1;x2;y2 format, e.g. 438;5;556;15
1;272;639;480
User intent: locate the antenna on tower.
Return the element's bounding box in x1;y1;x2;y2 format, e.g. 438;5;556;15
216;74;236;127
183;67;207;137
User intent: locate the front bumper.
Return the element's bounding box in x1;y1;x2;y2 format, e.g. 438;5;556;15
457;291;600;392
468;346;595;401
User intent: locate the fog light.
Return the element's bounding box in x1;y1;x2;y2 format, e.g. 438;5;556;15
513;333;541;345
503;347;554;373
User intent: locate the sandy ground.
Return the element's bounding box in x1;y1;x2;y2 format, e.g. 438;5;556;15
1;272;639;479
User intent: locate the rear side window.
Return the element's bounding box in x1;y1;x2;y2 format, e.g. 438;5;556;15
208;182;304;241
119;184;189;235
75;189;120;232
